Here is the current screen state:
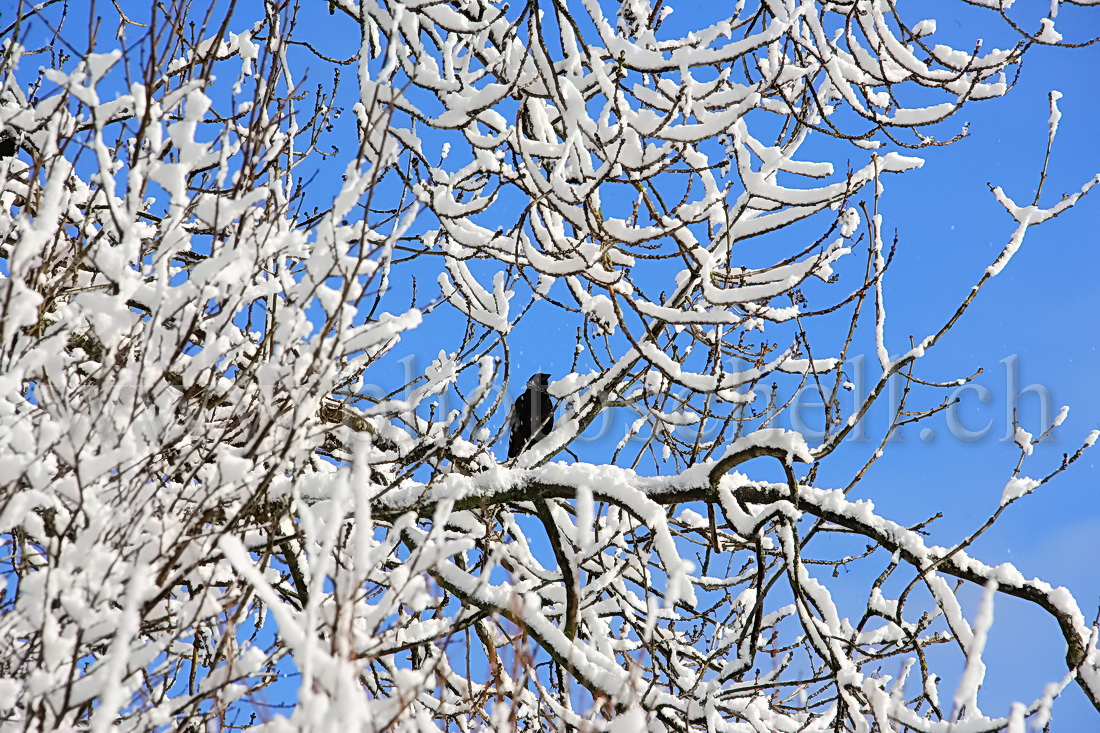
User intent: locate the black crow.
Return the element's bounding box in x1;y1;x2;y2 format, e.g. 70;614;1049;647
0;132;15;159
509;373;553;459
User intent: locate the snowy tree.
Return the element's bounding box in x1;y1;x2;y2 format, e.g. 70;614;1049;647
0;0;1097;730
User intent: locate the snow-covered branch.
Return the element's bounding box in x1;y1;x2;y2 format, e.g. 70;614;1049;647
1;0;1097;730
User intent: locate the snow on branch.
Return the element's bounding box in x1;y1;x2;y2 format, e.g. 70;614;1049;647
1;0;1099;729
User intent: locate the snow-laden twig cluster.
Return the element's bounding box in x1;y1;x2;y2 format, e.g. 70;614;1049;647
0;1;1097;730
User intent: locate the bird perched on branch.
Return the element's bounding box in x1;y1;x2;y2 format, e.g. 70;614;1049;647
0;132;16;159
509;373;553;459
508;373;574;636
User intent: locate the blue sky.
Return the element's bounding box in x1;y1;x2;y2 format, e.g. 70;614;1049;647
794;12;1100;721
